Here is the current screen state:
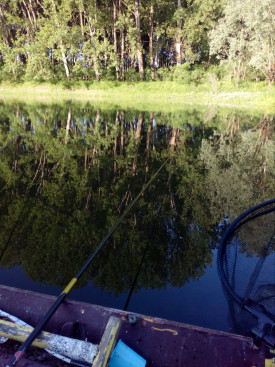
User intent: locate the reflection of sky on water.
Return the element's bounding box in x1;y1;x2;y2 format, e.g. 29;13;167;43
0;250;230;333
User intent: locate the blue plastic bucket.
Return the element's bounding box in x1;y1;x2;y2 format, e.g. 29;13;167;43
109;339;146;367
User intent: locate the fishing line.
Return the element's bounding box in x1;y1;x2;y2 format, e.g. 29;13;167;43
123;241;149;311
7;157;169;367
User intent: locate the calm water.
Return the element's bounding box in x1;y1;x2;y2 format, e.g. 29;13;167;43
0;101;274;336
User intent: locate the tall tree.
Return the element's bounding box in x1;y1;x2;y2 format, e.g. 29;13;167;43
209;0;275;84
49;0;72;81
133;0;144;80
175;0;183;65
112;0;120;80
148;0;155;80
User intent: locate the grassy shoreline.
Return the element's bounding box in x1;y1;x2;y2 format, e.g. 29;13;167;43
0;81;274;112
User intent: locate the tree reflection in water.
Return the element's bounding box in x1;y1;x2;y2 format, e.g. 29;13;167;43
0;102;273;304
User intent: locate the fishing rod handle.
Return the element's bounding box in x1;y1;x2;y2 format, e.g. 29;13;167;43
6;293;66;367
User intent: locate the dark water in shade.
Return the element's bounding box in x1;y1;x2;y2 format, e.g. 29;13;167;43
0;101;274;336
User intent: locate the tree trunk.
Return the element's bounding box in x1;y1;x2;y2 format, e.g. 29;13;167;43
175;0;182;66
86;13;101;81
51;0;70;81
121;29;125;80
156;37;160;69
120;111;124;155
65;107;72;144
135;113;143;140
146;112;153;167
105;121;108;137
132;113;143;174
113;111;120;173
79;10;84;38
60;42;70;81
134;0;144;80
114;111;119;156
95;109;101;131
28;0;37;28
170;128;178;150
0;5;10;46
21;1;34;27
149;2;155;81
113;1;120;81
79;0;85;69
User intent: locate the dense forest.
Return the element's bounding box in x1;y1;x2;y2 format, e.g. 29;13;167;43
0;0;274;85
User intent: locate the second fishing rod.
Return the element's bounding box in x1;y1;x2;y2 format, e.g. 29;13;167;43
7;157;169;367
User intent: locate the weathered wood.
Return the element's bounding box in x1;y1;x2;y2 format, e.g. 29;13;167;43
0;319;97;364
92;316;122;367
0;285;267;367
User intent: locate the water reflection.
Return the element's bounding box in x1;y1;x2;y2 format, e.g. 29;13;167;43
0;101;274;319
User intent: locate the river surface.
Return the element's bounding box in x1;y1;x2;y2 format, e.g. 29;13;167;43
0;101;274;336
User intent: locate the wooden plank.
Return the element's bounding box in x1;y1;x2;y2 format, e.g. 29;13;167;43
92;316;122;367
0;319;97;364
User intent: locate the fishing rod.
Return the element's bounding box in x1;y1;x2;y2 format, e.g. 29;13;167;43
7;157;169;367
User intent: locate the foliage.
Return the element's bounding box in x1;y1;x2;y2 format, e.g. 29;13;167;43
0;0;273;84
199;113;275;221
124;68;141;82
209;0;275;85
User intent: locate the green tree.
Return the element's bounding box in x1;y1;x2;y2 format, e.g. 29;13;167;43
209;0;275;85
199;113;275;222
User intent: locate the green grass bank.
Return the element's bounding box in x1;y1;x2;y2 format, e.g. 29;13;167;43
0;81;274;113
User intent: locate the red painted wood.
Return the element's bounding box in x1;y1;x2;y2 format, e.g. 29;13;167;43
0;285;266;367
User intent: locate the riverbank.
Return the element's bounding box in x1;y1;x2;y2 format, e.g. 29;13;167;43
0;81;274;113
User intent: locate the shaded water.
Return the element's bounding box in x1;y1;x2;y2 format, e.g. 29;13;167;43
0;101;274;336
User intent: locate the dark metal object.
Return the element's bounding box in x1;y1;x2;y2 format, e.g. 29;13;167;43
218;198;275;348
0;285;267;367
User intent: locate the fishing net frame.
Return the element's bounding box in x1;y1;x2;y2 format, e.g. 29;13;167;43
218;198;275;347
